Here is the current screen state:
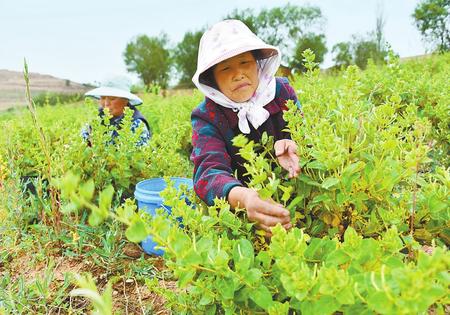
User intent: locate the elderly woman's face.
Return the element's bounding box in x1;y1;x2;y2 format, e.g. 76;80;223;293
213;51;259;103
100;96;128;117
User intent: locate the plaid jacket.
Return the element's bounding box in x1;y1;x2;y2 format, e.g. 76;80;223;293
191;77;301;205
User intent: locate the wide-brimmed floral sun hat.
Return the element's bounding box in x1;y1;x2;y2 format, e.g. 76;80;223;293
192;19;282;134
192;20;280;86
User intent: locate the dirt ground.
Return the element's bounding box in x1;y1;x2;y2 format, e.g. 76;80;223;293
0;242;175;314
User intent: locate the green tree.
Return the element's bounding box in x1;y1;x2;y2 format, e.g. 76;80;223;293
331;42;353;68
353;37;384;69
413;0;450;52
256;4;324;52
173;30;203;88
290;33;328;73
226;4;326;66
331;36;388;70
123;34;172;88
331;10;388;70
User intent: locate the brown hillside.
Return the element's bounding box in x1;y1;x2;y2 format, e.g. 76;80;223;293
0;69;91;111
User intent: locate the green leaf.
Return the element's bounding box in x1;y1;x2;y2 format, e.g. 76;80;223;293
300;159;309;167
177;268;196;288
304;238;323;260
307;160;326;170
298;174;322;187
341;162;364;191
199;291;214;306
321;177;340;189
279;185;293;203
60;171;80;197
115;202;136;225
233;239;254;272
99;185;114;212
261;131;268;145
325;249;350;267
205;304;217;315
125;218;149;243
341;172;359;192
367;291;395;314
384;256;404;269
316;295;340;315
342;161;365;175
336;192;349;205
259;188;273;200
232;134;249;148
88;206;108;226
249;284;273;310
256;250;272;269
219;208;242;232
311;193;332;204
61;202;78;214
71;274;113;315
171;232;191;253
287;195;304;210
335;286;355;305
217;278;236;300
304;238;337;260
300;296;339;315
343;227;361;247
196;237;214;253
268;302;290;315
79;179;95;201
182;248;203;265
244;268;262;285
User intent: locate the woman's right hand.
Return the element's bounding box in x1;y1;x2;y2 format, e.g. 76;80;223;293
274;139;300;178
228;186;292;236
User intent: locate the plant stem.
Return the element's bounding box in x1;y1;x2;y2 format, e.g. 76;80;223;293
410;162;418;236
23;59;60;231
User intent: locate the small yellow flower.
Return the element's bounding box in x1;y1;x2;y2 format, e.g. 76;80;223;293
72;231;80;242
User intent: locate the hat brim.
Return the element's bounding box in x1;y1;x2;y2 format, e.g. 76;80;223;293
84;87;143;106
192;44;279;88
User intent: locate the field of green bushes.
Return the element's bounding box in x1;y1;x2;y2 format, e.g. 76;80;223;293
0;52;448;314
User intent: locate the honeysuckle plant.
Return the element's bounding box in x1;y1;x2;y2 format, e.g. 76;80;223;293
59;172;449;314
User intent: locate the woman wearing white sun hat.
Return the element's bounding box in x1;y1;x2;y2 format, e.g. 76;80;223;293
190;19;303;237
82;75;151;146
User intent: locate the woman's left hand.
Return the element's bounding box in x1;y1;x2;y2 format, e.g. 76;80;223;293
274;139;300;178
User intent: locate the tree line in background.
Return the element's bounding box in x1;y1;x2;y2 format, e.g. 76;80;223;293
123;0;449;89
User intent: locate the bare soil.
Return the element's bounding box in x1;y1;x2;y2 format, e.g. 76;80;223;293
0;243;174;314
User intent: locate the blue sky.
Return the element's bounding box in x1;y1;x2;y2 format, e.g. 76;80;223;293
1;0;425;85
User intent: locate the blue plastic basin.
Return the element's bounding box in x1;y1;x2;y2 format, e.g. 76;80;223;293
134;177;193;255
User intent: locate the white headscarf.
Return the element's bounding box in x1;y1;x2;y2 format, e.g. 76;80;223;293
192;20;281;134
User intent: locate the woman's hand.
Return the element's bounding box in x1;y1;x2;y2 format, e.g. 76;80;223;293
228;186;291;236
274;139;300;178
